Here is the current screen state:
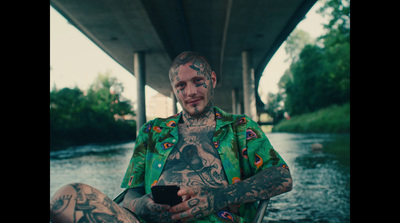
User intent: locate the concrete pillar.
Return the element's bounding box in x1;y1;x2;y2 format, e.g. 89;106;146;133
232;88;237;114
134;51;146;132
237;102;242;115
171;91;177;114
242;50;258;122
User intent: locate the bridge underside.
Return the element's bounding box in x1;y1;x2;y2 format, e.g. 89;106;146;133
50;0;316;126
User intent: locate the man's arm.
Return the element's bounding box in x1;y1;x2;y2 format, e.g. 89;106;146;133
169;166;292;221
226;166;292;204
122;186;146;211
215;166;292;206
122;186;175;222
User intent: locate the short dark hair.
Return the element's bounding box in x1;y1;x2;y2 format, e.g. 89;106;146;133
169;51;212;83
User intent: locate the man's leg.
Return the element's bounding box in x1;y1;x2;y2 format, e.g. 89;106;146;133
50;183;139;223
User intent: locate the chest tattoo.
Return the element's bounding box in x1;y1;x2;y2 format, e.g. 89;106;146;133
157;123;228;188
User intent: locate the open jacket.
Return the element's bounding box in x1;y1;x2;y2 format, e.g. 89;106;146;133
121;107;288;222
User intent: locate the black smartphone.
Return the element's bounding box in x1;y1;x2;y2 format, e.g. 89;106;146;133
151;185;182;206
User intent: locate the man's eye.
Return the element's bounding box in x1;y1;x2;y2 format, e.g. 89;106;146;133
176;83;185;89
195;79;204;83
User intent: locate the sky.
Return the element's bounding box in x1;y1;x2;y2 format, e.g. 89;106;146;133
258;0;329;100
50;0;329;105
50;6;139;102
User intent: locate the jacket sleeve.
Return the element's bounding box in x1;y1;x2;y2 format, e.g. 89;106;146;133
238;115;288;177
120;120;153;188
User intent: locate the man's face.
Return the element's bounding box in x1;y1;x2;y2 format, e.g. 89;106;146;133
170;61;217;117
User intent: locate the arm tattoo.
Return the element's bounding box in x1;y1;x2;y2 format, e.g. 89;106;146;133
213;166;292;210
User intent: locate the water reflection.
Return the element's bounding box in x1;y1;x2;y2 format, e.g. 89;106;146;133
265;133;350;222
50;133;350;222
50;141;135;198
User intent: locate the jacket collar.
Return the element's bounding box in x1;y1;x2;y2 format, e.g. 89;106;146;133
159;112;181;128
214;106;236;130
159;106;236;130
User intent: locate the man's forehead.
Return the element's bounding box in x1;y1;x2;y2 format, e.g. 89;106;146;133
174;63;197;80
169;53;212;84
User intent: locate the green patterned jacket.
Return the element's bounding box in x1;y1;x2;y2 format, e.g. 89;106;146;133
121;107;288;222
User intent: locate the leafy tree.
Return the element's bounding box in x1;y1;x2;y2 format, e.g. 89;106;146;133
277;0;350;116
264;91;285;123
50;73;136;149
317;0;350;33
50;87;88;144
284;29;314;63
285;44;329;114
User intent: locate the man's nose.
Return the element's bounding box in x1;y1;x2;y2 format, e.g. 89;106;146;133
186;83;197;96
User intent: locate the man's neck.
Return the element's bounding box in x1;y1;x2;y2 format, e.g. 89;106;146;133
181;107;215;128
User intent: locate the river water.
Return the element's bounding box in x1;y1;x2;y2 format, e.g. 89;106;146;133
50;133;350;222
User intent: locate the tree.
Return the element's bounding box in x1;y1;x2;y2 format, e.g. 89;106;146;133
264;91;285;123
284;29;314;63
50;73;136;149
317;0;350;33
278;0;350;116
285;44;330;115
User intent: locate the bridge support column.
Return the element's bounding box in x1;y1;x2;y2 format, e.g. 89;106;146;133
134;51;146;132
237;102;242;114
242;50;258;121
232;88;238;114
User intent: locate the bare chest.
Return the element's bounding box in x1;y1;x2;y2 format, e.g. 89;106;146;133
157;124;228;187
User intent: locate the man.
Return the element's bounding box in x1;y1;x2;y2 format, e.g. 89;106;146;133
50;51;292;223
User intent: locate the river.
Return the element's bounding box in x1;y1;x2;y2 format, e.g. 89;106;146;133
50;133;350;222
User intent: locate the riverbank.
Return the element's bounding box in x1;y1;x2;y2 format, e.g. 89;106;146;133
50;121;136;151
272;103;350;133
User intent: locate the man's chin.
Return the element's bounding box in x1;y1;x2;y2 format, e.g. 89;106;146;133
184;105;204;117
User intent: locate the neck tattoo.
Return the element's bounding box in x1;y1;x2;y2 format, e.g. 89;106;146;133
181;108;215;128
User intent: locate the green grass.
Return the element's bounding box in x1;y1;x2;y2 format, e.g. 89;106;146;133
272;103;350;133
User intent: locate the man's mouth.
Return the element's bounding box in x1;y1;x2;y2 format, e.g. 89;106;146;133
186;98;203;105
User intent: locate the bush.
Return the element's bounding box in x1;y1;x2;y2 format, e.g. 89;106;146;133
50;73;137;150
272;103;349;133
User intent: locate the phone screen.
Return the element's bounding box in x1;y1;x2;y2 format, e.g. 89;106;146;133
151;185;182;206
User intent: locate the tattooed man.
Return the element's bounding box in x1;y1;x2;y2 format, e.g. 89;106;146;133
50;51;292;223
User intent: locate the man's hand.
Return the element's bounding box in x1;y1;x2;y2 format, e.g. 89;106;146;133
169;187;223;222
129;193;175;223
168;166;293;222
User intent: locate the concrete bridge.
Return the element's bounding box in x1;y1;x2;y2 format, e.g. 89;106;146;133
50;0;317;130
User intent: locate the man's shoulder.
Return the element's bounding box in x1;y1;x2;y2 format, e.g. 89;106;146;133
157;112;181;124
214;107;257;127
142;112;182;129
214;106;239;121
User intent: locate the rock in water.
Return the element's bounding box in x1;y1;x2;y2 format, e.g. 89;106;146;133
311;143;323;151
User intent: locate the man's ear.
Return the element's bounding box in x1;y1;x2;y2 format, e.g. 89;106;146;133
211;71;217;88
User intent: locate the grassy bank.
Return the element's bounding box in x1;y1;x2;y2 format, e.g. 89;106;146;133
272;103;350;133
